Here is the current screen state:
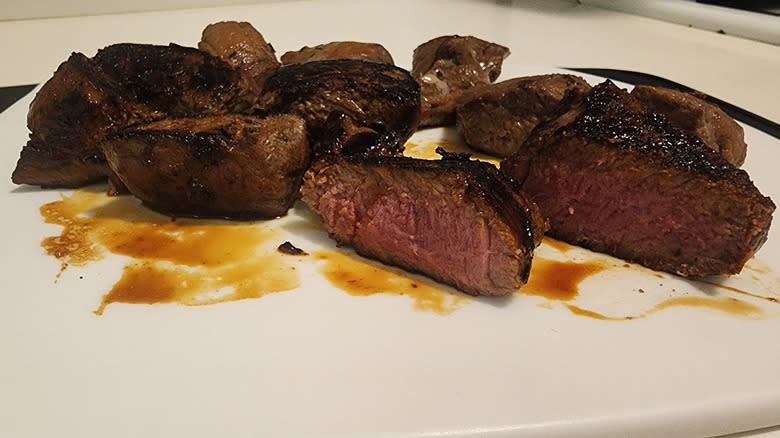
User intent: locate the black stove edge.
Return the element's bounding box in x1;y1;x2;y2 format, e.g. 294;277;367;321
0;84;37;114
563;67;780;140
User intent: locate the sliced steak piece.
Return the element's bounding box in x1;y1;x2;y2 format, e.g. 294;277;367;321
411;35;509;127
301;151;546;296
456;74;592;157
257;59;420;158
501;81;775;277
100;114;309;219
93;43;245;115
280;41;394;65
631;85;747;167
11;53;151;188
198;21;281;110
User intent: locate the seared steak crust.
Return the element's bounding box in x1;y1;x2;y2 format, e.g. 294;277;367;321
12;43;247;189
12;53;150;188
301;152;546;296
100;114;309;219
280;41;394;65
502;81;775;277
411;35;509;127
456;74;592;157
93;43;244;115
257;59;420;158
631;85;747;167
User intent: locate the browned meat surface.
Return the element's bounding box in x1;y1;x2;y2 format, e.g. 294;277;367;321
631;85;747;167
100;114;309;219
411;35;509;127
301;152;546;296
257;59;420;158
280;41;394;65
277;241;308;256
198;21;281;110
93;43;245;115
501;81;774;277
12;43;248;189
456;74;592;157
11;53;151;188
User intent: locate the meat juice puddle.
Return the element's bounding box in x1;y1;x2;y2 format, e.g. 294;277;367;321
40;189;300;314
312;250;464;314
38;188;780;319
533;238;775;320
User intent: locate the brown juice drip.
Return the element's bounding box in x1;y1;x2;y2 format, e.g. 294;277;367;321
40;190;299;315
542;238;576;254
38;190;778;320
521;257;609;301
313;250;463;315
696;279;779;304
567;296;763;321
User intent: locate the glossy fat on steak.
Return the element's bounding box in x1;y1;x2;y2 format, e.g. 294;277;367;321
199;21;281;110
411;35;509;127
301;152;546;296
456;74;592;157
100;114;309;219
501;81;775;277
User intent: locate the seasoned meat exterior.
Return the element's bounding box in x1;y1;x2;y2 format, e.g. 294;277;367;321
456;74;592;157
11;53;150;188
631;85;747;167
301;152;546;296
93;43;245;115
198;21;281;110
280;41;394;65
501;81;775;277
12;43;248;189
100;114;309;219
257;59;420;158
411;35;509;127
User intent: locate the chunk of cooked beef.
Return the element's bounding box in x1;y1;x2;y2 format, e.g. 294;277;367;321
280;41;394;65
257;59;420;158
411;35;509;127
631;85;747;167
456;74;592;157
501;81;775;277
99;114;309;219
301;151;546;296
12;43;250;190
93;43;245;115
198;21;281;110
11;53;151;188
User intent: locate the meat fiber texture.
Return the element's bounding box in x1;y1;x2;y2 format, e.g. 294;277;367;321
301;153;547;296
501;80;775;277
